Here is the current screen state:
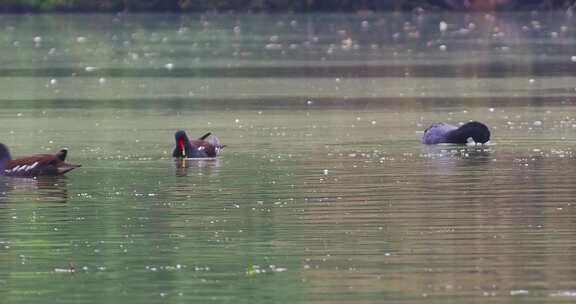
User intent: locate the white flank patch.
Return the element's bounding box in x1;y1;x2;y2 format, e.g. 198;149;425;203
29;162;39;170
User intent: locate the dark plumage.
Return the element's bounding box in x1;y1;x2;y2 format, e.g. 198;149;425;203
172;130;224;158
0;144;81;177
422;121;491;145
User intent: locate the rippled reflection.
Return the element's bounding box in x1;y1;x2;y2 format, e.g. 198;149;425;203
0;176;69;203
174;158;221;177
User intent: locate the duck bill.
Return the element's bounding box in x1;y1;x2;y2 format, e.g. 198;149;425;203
179;140;186;157
57;163;81;175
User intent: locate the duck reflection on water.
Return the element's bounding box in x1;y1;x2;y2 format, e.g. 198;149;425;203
0;175;70;203
174;158;222;177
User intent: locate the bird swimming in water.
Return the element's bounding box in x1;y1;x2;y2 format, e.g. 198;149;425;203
0;144;81;177
422;121;491;145
173;130;224;158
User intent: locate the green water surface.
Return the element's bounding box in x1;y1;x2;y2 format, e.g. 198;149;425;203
0;12;576;303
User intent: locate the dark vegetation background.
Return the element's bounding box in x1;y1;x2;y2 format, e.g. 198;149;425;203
0;0;575;13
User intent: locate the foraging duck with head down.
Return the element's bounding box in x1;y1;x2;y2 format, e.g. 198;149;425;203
422;121;491;145
0;144;81;177
173;130;224;158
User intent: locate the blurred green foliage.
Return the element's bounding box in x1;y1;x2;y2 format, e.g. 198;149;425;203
0;0;573;12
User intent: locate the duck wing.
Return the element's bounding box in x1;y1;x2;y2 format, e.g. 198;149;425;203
422;123;458;144
5;151;80;177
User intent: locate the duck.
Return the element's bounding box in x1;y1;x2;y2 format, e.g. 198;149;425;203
173;130;224;158
422;121;490;145
0;143;81;177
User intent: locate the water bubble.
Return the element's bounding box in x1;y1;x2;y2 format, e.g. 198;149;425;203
341;38;353;50
165;63;174;70
550;291;576;297
510;290;530;296
265;43;282;50
54;267;75;273
439;21;448;32
177;27;188;35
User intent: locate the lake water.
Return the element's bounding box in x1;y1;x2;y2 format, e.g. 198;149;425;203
1;12;576;303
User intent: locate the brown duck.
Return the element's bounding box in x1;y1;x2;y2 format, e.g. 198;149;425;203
0;144;81;177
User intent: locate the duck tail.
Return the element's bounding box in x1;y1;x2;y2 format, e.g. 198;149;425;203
56;148;68;161
199;132;212;140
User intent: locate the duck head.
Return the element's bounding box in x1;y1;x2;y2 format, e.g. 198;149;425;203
173;130;193;158
0;144;12;173
447;121;491;144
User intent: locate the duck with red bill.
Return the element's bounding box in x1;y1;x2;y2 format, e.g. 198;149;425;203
172;130;225;158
